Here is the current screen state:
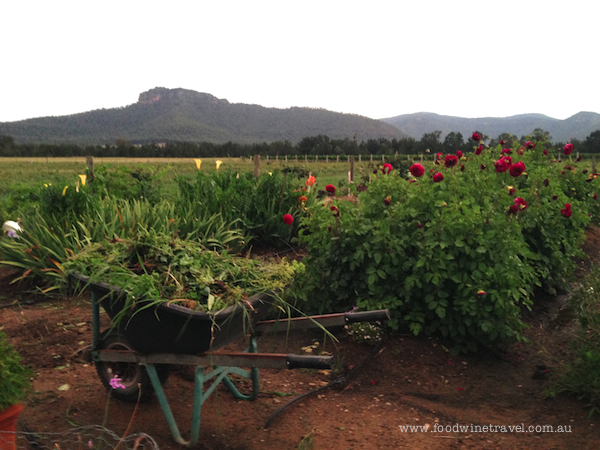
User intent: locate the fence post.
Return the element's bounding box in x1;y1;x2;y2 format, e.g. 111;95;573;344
593;156;597;173
276;154;278;162
359;154;361;162
254;155;260;178
295;154;298;162
316;155;318;162
350;156;354;183
382;154;385;162
336;155;339;163
326;155;328;163
370;154;373;162
305;154;308;162
285;155;288;163
267;155;269;162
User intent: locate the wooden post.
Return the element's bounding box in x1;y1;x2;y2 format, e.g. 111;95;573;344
350;156;354;182
347;155;350;162
359;154;361;162
285;155;288;163
326;155;328;163
316;155;318;162
86;156;95;183
295;155;298;162
305;154;308;162
267;155;269;162
593;156;596;173
382;154;385;162
254;154;260;178
336;155;339;163
420;154;424;163
370;154;373;162
276;154;278;162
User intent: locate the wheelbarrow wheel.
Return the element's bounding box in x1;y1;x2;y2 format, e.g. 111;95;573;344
95;329;170;403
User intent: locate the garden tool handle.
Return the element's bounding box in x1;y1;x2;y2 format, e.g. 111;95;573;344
286;354;335;370
344;309;391;324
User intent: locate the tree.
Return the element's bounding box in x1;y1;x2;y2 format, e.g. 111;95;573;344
419;131;443;154
584;130;600;154
443;132;464;153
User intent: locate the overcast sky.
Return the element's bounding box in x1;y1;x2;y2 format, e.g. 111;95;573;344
2;1;598;123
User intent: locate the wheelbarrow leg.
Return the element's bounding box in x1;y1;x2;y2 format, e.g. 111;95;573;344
146;363;205;447
220;335;260;401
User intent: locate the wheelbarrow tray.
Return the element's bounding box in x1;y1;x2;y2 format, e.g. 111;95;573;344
70;272;274;354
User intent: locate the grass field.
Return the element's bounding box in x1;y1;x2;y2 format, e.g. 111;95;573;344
0;157;373;198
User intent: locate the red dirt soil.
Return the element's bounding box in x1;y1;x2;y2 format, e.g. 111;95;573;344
2;231;600;450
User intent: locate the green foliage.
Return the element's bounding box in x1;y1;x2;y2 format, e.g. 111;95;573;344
63;230;303;325
291;143;599;353
0;331;32;410
88;165;165;204
553;267;600;412
177;169;308;248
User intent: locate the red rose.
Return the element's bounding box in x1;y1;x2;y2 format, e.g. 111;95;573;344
325;184;336;194
417;223;423;229
330;206;340;217
552;195;558;200
543;150;548;156
561;203;572;217
563;143;573;155
544;178;549;186
508;187;516;196
382;163;393;174
456;150;463;158
409;163;425;178
433;172;444;182
475;145;483;155
594;194;598;200
499;140;506;145
577;155;582;162
517;148;525;155
460;164;465;172
472;132;481;142
383;197;391;206
508;204;519;215
525;141;535;150
509;161;526;177
283;214;293;225
494;157;511;173
480;164;486;170
514;197;528;210
444;154;458;168
436;152;443;160
501;148;512;155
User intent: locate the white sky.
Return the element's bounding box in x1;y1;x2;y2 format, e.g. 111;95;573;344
1;0;598;123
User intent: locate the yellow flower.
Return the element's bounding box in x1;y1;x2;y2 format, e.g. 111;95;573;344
215;160;223;170
78;174;87;186
194;159;202;170
268;171;273;176
44;183;49;187
62;186;69;196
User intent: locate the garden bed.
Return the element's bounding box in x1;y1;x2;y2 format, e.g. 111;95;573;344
2;228;600;449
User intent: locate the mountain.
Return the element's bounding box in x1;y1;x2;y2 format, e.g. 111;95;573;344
381;112;600;143
0;87;409;145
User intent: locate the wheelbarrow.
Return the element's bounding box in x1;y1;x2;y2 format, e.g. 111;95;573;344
69;272;390;447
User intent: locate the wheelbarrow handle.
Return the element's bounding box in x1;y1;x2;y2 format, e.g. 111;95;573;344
344;309;391;324
286;354;334;370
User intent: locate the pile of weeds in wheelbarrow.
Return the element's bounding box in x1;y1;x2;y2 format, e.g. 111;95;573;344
64;229;303;314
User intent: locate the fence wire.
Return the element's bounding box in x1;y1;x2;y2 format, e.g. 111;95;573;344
0;424;158;450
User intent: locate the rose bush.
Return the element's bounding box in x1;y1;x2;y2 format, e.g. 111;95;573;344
291;137;599;353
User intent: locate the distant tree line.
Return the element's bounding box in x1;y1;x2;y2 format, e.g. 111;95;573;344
1;129;600;158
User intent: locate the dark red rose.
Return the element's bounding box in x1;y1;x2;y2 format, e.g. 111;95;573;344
583;169;588;174
544;178;549;186
444;154;458;168
456;150;463;158
382;163;393;174
594;194;598;200
508;204;519;215
543;150;548;156
563;143;573;155
577;155;582;162
517;147;525;156
480;164;486;170
509;161;526;177
330;206;340;217
495;157;511;173
383;197;391;206
325;184;336;194
460;164;465;172
552;195;558;200
417;223;423;229
373;169;378;174
514;197;528;211
525;141;535;150
561;203;572;217
501;148;512;155
433;172;444;182
410;163;425;178
436;152;443;160
499;140;506;145
508;187;516;196
472;132;481;142
283;214;293;225
475;145;483;155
